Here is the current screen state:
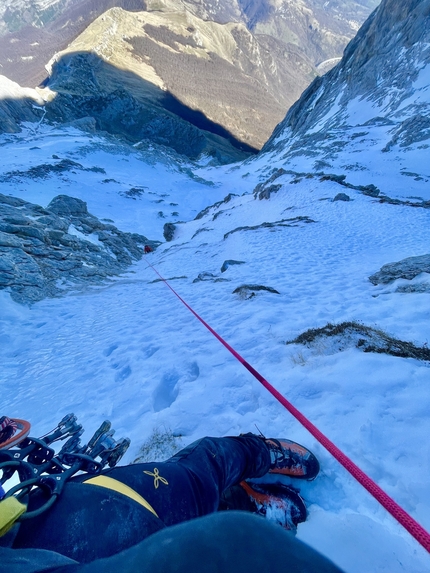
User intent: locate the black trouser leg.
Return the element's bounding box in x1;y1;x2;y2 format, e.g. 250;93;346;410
103;435;271;525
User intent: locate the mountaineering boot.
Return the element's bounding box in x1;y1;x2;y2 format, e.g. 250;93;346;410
240;481;307;531
241;432;320;480
264;438;320;480
219;481;307;532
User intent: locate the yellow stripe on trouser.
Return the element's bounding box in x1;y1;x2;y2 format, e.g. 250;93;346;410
85;475;159;518
0;497;27;536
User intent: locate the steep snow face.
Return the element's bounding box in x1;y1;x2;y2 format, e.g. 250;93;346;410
262;0;430;197
1;124;429;573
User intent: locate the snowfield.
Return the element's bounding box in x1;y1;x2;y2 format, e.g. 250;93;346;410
1;124;430;572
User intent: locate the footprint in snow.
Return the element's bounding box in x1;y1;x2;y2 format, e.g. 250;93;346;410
115;365;132;383
103;344;118;357
153;371;180;412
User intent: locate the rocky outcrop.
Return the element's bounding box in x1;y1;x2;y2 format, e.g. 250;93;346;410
43;65;249;163
253;168;287;200
0;158;105;181
163;223;176;242
369;255;430;285
233;284;280;299
223;217;315;240
333;193;351;202
0;75;49;134
0;193;160;304
220;260;245;273
195;194;238;221
192;272;229;283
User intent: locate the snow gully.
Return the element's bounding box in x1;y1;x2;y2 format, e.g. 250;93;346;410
145;259;430;554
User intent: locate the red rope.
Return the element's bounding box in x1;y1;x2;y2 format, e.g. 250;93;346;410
147;261;430;553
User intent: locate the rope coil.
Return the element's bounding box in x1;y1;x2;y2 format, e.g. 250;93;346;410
147;260;430;553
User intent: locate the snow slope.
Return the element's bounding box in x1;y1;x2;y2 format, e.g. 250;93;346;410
1;123;430;572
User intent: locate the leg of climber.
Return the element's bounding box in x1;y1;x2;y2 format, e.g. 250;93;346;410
100;434;271;526
12;434;318;563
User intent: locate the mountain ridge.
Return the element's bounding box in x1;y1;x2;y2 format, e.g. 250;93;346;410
259;0;430;200
41;6;316;150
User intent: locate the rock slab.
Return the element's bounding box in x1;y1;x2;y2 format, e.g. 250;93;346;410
0;193;160;304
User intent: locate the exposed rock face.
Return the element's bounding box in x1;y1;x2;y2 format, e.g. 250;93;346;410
253;168;287;199
333;193;350;202
193;271;229;283
220;260;245;273
42;62;249;163
163;222;176;242
0;75;49;132
0;193;160;304
223;217;315;239
232;284;280;299
369;254;430;285
263;0;430;158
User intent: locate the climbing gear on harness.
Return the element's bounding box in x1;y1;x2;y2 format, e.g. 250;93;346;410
84;475;158;517
58;419;131;469
0;414;130;532
0;418;31;450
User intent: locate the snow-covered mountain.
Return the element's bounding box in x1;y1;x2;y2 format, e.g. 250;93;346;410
1;0;430;572
261;0;430;201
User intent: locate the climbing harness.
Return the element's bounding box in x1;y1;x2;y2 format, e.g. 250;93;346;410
0;414;130;534
146;260;430;553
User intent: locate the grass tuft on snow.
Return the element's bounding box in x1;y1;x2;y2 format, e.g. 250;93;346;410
288;321;430;361
133;427;184;463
